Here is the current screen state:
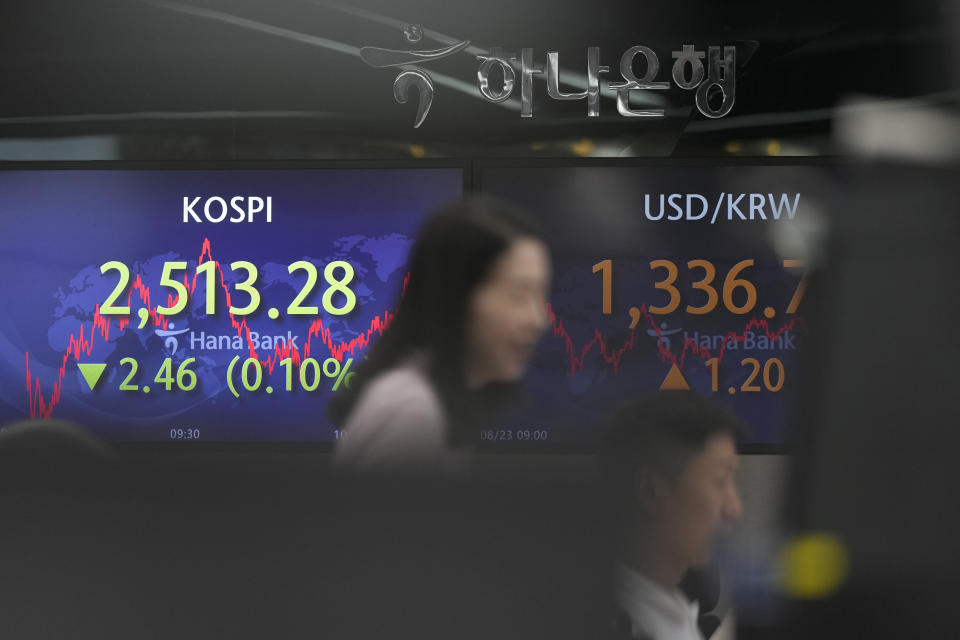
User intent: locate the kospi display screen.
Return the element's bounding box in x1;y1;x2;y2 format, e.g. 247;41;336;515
0;167;463;442
480;162;829;449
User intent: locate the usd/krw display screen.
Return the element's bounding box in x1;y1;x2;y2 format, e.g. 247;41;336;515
480;163;828;448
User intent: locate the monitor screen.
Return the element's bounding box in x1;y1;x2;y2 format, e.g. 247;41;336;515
479;162;831;449
0;167;463;442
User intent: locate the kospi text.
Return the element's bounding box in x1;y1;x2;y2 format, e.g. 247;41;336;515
183;196;273;223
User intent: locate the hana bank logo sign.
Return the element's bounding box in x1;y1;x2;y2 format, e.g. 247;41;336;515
147;4;739;129
154;324;301;355
361;24;737;127
642;321;798;352
647;322;684;351
156;322;189;356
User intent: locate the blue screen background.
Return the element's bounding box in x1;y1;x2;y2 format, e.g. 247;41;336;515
0;169;462;441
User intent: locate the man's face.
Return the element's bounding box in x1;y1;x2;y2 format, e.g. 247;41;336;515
656;433;742;568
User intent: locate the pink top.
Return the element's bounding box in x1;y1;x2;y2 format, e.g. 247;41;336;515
332;355;469;476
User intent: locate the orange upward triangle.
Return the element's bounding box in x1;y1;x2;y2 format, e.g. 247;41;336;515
659;363;691;390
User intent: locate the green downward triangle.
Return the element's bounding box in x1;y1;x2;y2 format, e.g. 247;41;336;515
77;363;107;390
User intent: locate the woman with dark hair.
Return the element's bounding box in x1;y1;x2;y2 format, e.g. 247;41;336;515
330;198;551;474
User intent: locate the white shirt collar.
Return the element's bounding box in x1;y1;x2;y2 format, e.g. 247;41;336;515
615;563;702;640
